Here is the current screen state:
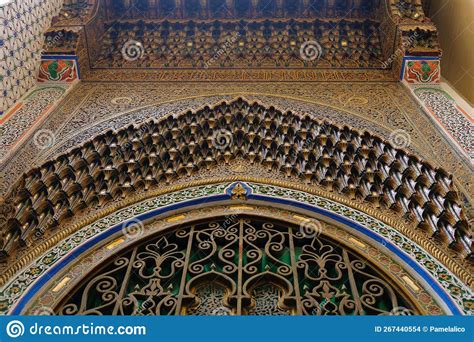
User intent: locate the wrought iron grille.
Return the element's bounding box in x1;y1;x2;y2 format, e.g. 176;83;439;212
57;216;417;315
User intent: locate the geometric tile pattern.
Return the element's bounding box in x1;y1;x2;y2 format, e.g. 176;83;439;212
0;85;66;161
414;88;474;160
0;0;63;115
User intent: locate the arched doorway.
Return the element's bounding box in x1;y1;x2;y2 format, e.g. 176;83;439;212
0;98;471;316
55;215;419;315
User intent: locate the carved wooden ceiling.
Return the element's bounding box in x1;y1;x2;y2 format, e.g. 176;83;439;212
99;0;382;20
43;0;441;81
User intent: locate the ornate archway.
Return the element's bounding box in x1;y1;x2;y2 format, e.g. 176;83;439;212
2;181;472;315
0;99;472;315
1;98;469;256
55;215;420;316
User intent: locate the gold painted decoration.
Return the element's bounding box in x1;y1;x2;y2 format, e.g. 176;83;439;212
1;98;470;262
